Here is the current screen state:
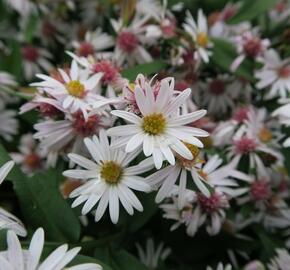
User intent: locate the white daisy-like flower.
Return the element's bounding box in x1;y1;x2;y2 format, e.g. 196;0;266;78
160;187;229;236
268;249;290;270
0;228;102;270
10;133;47;174
0;160;27;236
269;1;290;22
63;129;152;224
107;74;209;169
255;49;290;98
196;75;236;115
136;238;171;270
21;45;53;80
183;9;213;63
72;28;114;58
231;31;269;71
33;110;112;166
111;14;155;66
272;98;290;147
31;60;107;120
206;262;232;270
147;151;247;208
0;104;18;141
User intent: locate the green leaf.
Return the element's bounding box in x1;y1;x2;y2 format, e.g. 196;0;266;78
227;0;277;24
211;38;254;81
111;249;148;270
121;60;167;81
24;14;39;43
0;144;81;242
70;254;113;270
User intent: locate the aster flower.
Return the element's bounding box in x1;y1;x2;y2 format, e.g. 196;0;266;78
67;52;127;99
0;161;27;236
0;71;19;106
147;151;247;208
0;104;18;141
63;129;152;224
136;238;171;270
21;45;53;80
268;249;290;270
111;14;154;66
10;133;47;174
269;1;290;22
72;29;114;58
272;98;290;146
183;9;213;63
33;110;112;166
0;228;102;270
231;31;270;71
196;75;236;115
160;187;229;236
31;60;108;120
107;74;209;169
255;49;290;98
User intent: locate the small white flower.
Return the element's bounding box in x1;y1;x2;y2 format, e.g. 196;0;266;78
107;74;209;169
63;129;152;224
136;238;171;270
255;49;290;98
31;60;107;120
0;105;18;141
112;14;155;66
72;28;114;58
0;228;102;270
268;249;290;270
183;9;213;63
21;45;53;80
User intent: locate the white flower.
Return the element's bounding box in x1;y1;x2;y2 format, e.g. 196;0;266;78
0;228;102;270
231;31;269;71
111;14;155;66
33;111;112;166
21;45;53;80
63;129;152;224
196;75;236;115
272;98;290;147
72;28;114;58
0;105;18;141
0;161;27;236
206;262;232;270
268;249;290;270
160;187;229;236
183;9;213;63
255;49;290;98
10;133;47;174
107;74;208;169
31;60;107;120
136;238;171;270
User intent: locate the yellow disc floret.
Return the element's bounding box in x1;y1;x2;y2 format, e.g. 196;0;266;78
196;32;208;47
258;127;272;143
100;161;123;184
66;80;85;98
176;142;200;168
142;113;166;135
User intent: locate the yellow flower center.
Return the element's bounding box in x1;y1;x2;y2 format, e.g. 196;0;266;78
196;32;208;47
176;143;201;168
66;80;85;97
100;161;123;184
258;127;272;143
142;113;166;135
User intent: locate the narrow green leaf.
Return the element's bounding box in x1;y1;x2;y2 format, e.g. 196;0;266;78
0;144;81;242
227;0;277;24
121;60;167;81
